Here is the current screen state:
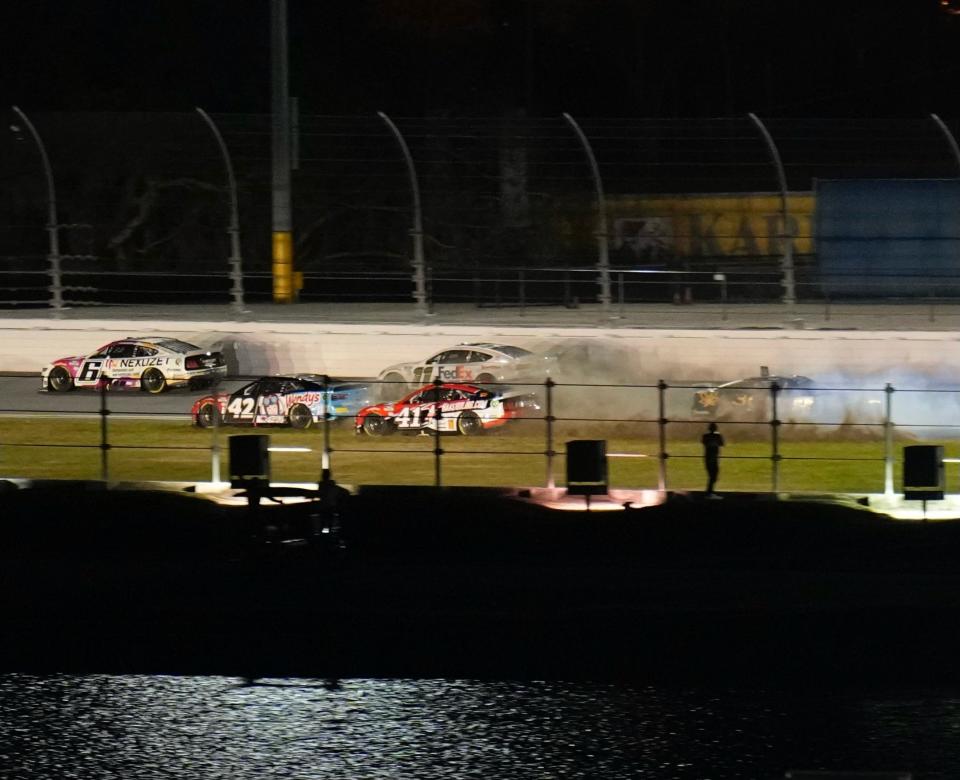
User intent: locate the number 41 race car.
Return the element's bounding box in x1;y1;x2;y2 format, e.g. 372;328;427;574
41;337;226;393
355;382;541;436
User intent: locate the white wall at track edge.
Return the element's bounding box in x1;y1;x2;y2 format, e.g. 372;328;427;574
2;317;960;384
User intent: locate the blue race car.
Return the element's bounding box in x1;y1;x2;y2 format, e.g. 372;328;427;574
192;375;372;429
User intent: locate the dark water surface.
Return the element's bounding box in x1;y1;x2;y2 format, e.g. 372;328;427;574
0;674;956;779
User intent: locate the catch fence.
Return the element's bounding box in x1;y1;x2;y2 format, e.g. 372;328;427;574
4;375;960;496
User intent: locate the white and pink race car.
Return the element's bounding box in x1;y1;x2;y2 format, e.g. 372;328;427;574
41;337;226;394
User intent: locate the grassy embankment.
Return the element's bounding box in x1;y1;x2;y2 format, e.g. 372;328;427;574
4;416;958;494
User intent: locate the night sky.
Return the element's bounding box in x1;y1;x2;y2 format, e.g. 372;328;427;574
3;0;960;117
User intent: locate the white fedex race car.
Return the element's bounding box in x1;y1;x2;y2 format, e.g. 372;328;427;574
41;337;226;394
377;343;540;395
355;382;541;436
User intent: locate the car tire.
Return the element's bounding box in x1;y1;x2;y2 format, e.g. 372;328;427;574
141;368;167;394
195;402;220;428
288;403;314;429
47;366;74;392
362;414;394;436
475;373;495;385
457;410;484;436
380;373;405;400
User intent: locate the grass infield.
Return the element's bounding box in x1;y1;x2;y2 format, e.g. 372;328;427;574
4;415;960;494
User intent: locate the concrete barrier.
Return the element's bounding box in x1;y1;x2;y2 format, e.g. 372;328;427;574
2;316;959;384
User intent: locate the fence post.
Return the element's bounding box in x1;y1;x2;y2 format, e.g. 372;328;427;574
884;383;894;497
322;374;332;481
770;382;781;493
433;377;443;487
378;111;429;316
657;380;668;492
714;273;728;320
99;382;110;481
195;107;247;316
518;269;525;314
211;386;221;483
544;378;555;489
747;112;796;305
562;113;612;316
11;106;64;316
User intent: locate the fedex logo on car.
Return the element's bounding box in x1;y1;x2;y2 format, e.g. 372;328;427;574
440;366;475;380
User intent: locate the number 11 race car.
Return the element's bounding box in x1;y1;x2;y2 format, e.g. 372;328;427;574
192;375;373;429
355;382;541;436
41;337;226;393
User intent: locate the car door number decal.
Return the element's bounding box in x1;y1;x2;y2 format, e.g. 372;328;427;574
227;397;256;418
396;405;437;428
78;360;103;382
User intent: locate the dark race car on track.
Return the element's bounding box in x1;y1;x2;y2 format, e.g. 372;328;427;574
192;375;372;429
691;367;816;422
355;382;541;436
42;337;226;394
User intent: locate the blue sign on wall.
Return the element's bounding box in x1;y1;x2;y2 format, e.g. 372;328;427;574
816;179;960;296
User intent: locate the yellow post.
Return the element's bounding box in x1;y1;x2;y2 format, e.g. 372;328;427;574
272;231;294;303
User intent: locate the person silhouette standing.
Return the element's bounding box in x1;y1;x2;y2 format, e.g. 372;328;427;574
702;422;725;497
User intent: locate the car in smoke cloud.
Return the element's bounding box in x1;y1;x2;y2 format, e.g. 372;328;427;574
691;368;816;422
192;375;372;429
355;382;541;436
377;343;543;396
42;337;226;394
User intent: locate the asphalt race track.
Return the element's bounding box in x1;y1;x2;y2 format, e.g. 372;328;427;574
0;375;248;420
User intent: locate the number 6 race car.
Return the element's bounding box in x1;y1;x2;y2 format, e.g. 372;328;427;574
192;375;373;429
355;382;541;436
41;337;226;394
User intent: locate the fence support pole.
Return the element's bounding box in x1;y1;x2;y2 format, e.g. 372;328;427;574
930;113;960;175
748;113;795;305
196;107;247;316
433;377;443;487
562;113;612;316
12;106;63;317
211;390;221;484
378;111;429;316
657;380;668;493
770;382;781;493
545;378;555;489
99;382;110;482
884;383;894;497
322;374;332;481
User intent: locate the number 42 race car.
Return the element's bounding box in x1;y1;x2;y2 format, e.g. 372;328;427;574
355;382;541;436
41;337;226;394
193;375;373;429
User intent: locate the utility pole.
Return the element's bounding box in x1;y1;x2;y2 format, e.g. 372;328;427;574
271;0;295;303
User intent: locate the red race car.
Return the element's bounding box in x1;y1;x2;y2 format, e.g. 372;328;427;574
355;382;540;436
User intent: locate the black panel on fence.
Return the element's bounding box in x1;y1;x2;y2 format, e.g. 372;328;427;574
566;439;608;496
229;434;271;489
902;444;944;501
